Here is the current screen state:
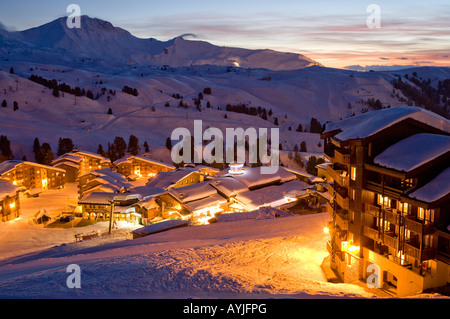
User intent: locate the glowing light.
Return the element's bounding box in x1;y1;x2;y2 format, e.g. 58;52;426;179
348;245;360;254
9;202;15;209
323;226;329;234
228;163;244;175
12;181;17;185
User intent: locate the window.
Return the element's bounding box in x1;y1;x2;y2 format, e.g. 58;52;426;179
377;194;391;207
418;207;425;220
396;201;408;214
350;166;357;181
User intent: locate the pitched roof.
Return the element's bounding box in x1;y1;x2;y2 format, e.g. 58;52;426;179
323;106;450;143
146;167;200;189
113;155;175;169
0;160;66;175
0;180;18;201
408;167;450;204
374;133;450;172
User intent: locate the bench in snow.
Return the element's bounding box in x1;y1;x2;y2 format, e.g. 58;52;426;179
75;230;101;241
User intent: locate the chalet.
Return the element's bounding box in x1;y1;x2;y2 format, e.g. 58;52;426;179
155;166;310;225
146;167;207;190
113;155;175;180
77;192;142;222
52;150;111;181
52;154;82;182
77;169;131;197
0;179;20;222
0;160;65;191
320;106;450;297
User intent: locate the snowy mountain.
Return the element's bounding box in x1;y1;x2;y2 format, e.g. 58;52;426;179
2;16;320;71
1;16;449;163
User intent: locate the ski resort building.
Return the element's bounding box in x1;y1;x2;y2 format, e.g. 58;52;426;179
146;166;210;190
321;106;450;297
77;169;132;197
0;160;65;191
0;179;20;222
77;192;142;222
113;155;175;180
155;166;310;225
52;150;111;182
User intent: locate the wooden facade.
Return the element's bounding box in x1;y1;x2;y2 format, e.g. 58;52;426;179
0;180;20;222
321;109;450;296
113;156;175;180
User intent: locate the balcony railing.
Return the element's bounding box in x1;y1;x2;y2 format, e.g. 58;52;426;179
404;216;435;235
327;165;349;187
383;232;398;250
336;212;349;231
404;242;436;261
364;225;380;241
334;149;350;165
328;186;349;210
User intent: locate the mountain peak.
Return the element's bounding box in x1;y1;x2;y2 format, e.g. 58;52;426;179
3;16;320;70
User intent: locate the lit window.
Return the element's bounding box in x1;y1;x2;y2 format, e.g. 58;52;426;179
418;207;425;220
350;166;356;181
377;194;391;207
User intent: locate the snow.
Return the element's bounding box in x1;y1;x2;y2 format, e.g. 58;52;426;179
0;182;446;299
374;133;450;172
323;106;450;142
234;179;309;211
408;167;450;203
0;180;18;200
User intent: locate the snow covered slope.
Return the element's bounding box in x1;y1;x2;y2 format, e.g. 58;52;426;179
0;212;380;299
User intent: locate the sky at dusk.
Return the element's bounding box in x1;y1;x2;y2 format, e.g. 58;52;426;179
1;0;449;69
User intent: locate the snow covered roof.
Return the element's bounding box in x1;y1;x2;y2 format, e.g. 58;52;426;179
168;180;218;203
223;166;296;189
129;186;165;199
208;177;249;197
323;106;450;143
145;167;200;189
408;167;450;204
53;160;80;169
113;155;175;169
0;180;18;201
79;192;142;205
235;179;309;211
374;133;450;172
183;193;227;213
72;150;111;163
0;160;66;175
52;154;83;165
79;169;128;182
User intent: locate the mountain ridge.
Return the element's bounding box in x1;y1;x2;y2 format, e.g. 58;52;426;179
1;15;320;71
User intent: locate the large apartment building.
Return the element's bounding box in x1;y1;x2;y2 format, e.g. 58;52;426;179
321;106;450;297
0;160;66;190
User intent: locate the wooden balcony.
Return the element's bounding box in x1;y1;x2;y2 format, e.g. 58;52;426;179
384;208;400;226
404;216;435;235
365;203;380;217
334;149;350;165
326;204;348;231
328;186;349;210
364;225;380;241
326;165;349;187
404;242;437;261
336;212;349;231
383;232;398;250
